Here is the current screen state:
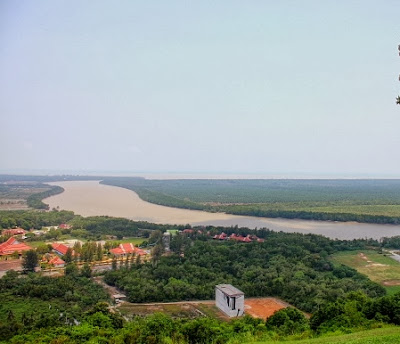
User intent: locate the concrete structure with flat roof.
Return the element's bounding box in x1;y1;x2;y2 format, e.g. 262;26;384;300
215;284;244;317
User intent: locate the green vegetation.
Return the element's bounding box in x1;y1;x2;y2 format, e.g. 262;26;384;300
0;209;75;230
104;229;384;312
330;250;400;293
21;250;38;273
101;177;400;224
0;181;64;210
253;327;400;344
26;184;64;209
0;271;109;341
2;207;400;343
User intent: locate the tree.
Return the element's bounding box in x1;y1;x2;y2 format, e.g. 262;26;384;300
81;263;92;278
112;257;118;270
266;307;309;335
65;262;78;277
22;250;38;273
63;248;73;263
96;243;103;261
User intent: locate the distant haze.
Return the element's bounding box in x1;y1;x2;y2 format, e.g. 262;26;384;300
1;1;400;177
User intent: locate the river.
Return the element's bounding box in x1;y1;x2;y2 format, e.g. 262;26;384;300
44;181;400;240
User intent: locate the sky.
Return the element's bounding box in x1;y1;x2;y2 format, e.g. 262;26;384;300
1;1;400;178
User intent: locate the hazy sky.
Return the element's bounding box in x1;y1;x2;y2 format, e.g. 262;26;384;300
1;1;400;177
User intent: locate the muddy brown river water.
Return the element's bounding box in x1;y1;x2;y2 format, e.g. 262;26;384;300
44;181;400;240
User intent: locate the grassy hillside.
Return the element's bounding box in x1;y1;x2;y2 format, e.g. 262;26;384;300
252;327;400;344
330;250;400;294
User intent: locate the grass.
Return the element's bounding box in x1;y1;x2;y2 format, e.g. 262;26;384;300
115;237;145;245
118;302;216;320
251;327;400;344
330;250;400;292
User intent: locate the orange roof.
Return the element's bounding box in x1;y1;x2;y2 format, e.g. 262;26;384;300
0;237;32;255
110;243;147;256
52;243;71;256
2;228;26;236
59;224;71;229
49;256;65;266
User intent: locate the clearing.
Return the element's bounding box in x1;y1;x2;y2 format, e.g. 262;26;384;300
330;250;400;293
116;297;288;321
0;259;22;277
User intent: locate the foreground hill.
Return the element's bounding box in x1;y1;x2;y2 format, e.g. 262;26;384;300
253;327;400;344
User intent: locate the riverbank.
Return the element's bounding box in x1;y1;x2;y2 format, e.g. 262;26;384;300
101;178;400;225
44;181;400;240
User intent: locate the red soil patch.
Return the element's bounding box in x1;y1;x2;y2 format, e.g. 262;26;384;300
383;280;400;286
245;297;289;319
0;259;22;277
0;259;22;271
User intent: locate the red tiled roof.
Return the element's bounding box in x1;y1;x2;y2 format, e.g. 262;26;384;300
0;237;32;256
2;228;26;236
52;243;71;256
49;256;65;266
59;224;71;229
110;243;147;256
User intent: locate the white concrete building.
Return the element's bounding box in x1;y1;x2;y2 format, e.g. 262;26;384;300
215;284;244;317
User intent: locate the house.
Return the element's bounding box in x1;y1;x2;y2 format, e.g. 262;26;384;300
2;228;26;237
59;223;72;230
215;284;245;317
109;243;148;257
52;243;73;256
48;256;65;268
213;232;228;240
0;237;32;257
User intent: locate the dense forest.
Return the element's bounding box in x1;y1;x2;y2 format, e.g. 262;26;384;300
0;270;110;342
104;230;384;312
1;208;400;342
101;177;400;224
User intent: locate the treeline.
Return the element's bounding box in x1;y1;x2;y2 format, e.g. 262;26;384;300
0;175;101;183
104;231;385;313
101;178;400;204
0;271;109;341
100;178;210;211
70;216;188;239
26;185;64;209
101;177;400;224
0;210;75;230
221;206;400;225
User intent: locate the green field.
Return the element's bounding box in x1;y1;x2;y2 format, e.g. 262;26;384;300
113;237;145;245
252;327;400;344
330;250;400;293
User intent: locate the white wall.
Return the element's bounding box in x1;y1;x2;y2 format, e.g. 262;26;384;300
215;288;244;317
